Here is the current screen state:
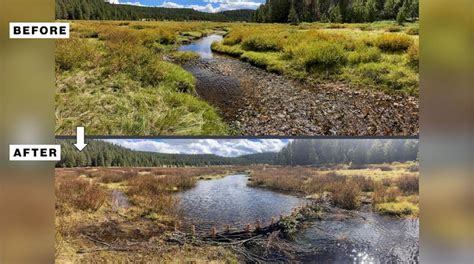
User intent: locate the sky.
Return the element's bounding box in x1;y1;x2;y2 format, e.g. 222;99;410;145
104;139;289;157
106;0;265;13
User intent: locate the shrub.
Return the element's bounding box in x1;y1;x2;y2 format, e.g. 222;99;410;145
56;39;96;71
352;176;375;192
241;36;283;52
406;27;419;35
181;31;203;39
396;174;419;194
407;164;419;172
407;43;419;70
379;165;393;171
56;178;108;212
374;34;414;52
385;187;402;202
292;42;347;70
348;47;381;64
78;29;99;38
386;26;402;32
223;31;245;45
349;62;418;93
329;181;360;210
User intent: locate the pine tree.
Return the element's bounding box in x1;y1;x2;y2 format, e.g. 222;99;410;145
396;0;408;24
329;4;343;23
288;1;300;25
365;0;379;22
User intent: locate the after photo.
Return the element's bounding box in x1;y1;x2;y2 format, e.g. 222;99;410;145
55;138;419;262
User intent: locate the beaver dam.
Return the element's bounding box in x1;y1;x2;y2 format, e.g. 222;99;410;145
172;174;419;263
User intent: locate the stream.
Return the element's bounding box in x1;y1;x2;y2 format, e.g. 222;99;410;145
178;34;419;136
175;174;419;263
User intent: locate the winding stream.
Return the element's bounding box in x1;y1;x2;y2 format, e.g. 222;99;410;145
177;34;419;136
176;174;419;263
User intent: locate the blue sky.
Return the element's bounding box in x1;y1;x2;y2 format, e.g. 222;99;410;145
107;0;265;13
104;139;289;157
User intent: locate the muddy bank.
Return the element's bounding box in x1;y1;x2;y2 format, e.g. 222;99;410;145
180;35;419;136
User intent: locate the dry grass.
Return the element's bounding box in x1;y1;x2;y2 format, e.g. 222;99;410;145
55;166;245;263
56;177;108;213
249;163;419;215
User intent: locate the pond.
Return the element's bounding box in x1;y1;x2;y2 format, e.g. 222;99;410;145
176;174;306;232
175;174;419;263
178;34;223;59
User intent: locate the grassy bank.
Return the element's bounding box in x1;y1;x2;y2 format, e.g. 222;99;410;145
212;21;419;96
56;21;229;135
249;162;419;217
55;167;244;263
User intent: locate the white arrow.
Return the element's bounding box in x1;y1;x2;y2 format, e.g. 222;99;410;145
74;127;87;151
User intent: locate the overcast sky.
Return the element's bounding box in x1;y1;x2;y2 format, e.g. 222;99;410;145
106;0;265;13
103;139;289;157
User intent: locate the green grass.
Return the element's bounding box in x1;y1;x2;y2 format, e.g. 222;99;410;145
169;51;200;63
375;201;419;217
241;51;285;73
213;21;419;95
56;21;229;135
211;41;244;57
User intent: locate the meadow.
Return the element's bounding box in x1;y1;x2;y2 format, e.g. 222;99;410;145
55;21;230;135
56;20;418;136
55;166;247;262
55;162;418;262
213;21;419;96
249;162;419;217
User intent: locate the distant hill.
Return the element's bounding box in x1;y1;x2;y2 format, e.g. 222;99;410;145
56;140;277;167
56;0;255;21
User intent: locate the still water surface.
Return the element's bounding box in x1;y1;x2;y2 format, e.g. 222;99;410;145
176;174;419;263
176;174;305;231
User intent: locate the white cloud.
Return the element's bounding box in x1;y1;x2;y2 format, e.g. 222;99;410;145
105;0;145;6
103;139;288;157
121;2;145;6
161;1;261;13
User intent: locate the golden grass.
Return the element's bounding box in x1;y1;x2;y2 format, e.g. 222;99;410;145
55;166;245;263
249;162;419;216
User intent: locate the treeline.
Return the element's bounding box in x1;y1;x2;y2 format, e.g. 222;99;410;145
56;0;254;21
275;139;418;166
57;139;418;168
56;140;277;168
253;0;419;24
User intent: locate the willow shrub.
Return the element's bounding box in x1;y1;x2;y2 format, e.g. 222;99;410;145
373;33;414;52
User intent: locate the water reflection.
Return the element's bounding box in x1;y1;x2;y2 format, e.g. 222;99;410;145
176;174;419;263
176;174;305;231
178;34;223;59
